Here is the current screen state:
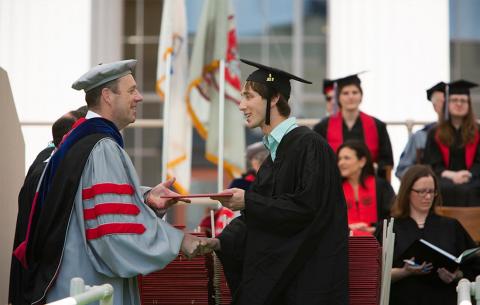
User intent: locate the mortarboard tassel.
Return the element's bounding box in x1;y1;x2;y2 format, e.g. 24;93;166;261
265;97;271;125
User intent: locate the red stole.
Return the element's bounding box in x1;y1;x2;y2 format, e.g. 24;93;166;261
434;131;480;170
326;112;379;161
343;176;377;236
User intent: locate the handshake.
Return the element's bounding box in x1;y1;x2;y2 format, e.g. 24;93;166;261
180;234;221;259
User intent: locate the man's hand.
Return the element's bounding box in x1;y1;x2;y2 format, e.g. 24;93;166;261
180;235;221;259
146;178;190;212
196;237;221;255
214;188;245;211
180;233;202;259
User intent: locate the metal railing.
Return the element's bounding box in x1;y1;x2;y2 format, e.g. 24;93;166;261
47;278;113;305
20;118;432;135
457;275;480;305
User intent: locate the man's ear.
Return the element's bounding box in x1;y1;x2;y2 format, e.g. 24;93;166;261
269;94;280;108
101;87;113;106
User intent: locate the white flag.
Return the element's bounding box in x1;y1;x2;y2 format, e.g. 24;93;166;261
156;0;191;194
186;0;245;178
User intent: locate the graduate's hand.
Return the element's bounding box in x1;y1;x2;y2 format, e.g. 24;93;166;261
437;267;463;284
444;170;471;184
196;237;221;255
457;170;472;183
180;233;203;259
147;178;191;211
214;188;245;211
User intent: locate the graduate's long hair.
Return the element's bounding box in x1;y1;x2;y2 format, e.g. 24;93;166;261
337;140;374;188
391;165;443;218
437;95;477;146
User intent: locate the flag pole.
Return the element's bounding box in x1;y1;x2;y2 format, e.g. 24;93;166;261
217;59;225;192
162;52;172;182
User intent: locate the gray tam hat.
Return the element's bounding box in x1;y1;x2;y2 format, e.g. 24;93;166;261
72;59;137;92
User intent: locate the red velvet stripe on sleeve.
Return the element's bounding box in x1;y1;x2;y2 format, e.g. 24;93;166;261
83;203;140;220
86;223;146;240
82;183;135;200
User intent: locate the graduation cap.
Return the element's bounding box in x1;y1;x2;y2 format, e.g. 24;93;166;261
334;73;362;90
443;79;478;120
446;80;478;95
426;82;446;101
240;58;312;125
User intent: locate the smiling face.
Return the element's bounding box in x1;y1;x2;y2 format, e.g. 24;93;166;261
239;83;267;129
337;147;366;180
338;84;362;111
109;74;143;130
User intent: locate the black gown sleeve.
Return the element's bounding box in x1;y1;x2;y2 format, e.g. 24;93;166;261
216;215;248;294
423;127;446;176
375;119;394;178
376;177;395;221
244;135;337;235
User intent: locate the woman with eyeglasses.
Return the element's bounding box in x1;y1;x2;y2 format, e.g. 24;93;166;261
337;140;394;235
313;74;394;181
375;165;479;305
423;80;480;206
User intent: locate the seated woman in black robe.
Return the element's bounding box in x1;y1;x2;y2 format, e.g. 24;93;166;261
376;165;479;305
337;140;394;235
313;74;394;180
423;80;480;206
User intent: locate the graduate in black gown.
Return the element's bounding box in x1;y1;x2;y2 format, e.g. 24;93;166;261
337;140;394;236
313;74;394;180
375;165;480;305
423;80;480;206
9;110;85;305
211;59;349;305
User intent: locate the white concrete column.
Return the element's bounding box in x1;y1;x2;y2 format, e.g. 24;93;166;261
90;0;124;65
0;68;25;305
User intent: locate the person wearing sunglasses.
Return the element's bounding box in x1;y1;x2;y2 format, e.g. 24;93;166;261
322;79;335;117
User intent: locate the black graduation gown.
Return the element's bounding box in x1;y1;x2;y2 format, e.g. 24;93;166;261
375;177;395;221
423;127;480;206
217;126;349;305
313;115;394;179
369;177;395;224
375;214;480;305
9;146;54;305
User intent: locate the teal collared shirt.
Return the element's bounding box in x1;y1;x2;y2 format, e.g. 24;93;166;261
263;117;298;161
